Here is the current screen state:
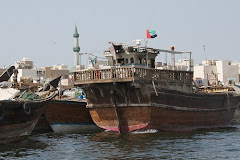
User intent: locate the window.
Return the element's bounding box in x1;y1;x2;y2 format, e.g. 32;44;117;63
117;58;124;65
151;59;155;68
130;58;134;64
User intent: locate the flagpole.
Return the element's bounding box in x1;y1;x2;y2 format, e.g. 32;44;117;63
145;39;149;68
145;29;157;68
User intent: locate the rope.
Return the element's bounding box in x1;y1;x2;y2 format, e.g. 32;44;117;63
151;102;240;112
152;80;158;96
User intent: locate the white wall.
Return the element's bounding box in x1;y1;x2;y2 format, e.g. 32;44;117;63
194;65;217;80
61;79;69;86
19;69;37;81
176;59;194;71
216;61;239;84
194;60;239;86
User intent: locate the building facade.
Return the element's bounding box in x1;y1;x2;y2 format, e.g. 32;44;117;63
194;60;239;86
13;58;70;86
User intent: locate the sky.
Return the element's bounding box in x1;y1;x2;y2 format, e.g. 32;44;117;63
0;0;240;68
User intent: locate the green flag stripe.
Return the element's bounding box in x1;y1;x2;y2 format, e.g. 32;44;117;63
149;30;156;34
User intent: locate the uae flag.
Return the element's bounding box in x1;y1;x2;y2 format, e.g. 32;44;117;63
147;29;157;39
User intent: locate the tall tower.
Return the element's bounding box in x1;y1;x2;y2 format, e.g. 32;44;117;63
73;25;80;66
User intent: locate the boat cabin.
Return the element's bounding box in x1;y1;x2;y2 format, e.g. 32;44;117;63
104;42;159;68
104;41;192;71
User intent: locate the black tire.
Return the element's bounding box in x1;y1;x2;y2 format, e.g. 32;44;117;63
0;106;5;120
23;103;31;115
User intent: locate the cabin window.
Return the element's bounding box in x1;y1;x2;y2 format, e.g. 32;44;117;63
128;47;133;52
117;58;124;65
126;58;128;64
151;59;155;68
130;58;134;64
139;58;142;64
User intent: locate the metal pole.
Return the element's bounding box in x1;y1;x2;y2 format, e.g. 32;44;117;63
203;45;207;66
145;40;149;68
165;53;167;65
171;52;175;67
189;52;192;72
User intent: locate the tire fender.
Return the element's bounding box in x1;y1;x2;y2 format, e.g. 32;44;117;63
23;103;31;115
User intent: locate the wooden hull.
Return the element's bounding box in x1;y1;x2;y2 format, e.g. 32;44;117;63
84;83;240;133
232;108;240;123
33;114;53;133
44;100;101;133
0;100;46;143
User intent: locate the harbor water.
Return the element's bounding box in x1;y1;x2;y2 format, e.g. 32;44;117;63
1;123;240;160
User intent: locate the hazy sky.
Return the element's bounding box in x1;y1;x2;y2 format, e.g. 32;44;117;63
0;0;240;68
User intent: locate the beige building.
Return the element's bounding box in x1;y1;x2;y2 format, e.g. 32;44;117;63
194;60;239;86
45;65;69;79
232;62;240;81
13;58;70;85
14;57;33;69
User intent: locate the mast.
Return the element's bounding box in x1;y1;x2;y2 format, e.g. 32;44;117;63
170;46;175;68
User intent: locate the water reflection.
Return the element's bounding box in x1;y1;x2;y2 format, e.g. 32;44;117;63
0;126;239;160
88;127;239;159
0;136;47;159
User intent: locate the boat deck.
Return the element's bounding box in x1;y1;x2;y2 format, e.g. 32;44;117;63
73;67;193;85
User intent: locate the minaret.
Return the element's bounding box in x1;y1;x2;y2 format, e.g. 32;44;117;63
73;25;80;66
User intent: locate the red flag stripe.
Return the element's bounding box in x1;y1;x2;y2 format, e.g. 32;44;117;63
146;29;151;39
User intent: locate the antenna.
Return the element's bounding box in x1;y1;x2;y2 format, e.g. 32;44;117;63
203;45;207;66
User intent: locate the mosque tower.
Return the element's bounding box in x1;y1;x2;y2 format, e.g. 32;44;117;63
73;25;80;66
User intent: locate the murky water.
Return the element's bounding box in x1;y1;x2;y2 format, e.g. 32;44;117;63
1;123;240;160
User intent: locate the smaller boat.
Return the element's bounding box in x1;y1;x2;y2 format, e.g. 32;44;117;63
0;92;56;143
44;98;102;134
0;67;59;143
33;76;100;134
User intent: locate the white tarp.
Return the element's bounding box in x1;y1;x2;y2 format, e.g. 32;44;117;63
0;88;20;100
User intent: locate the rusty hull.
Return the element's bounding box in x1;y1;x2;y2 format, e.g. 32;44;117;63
84;82;239;133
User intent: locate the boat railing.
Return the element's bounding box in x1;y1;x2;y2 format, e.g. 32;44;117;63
73;67;193;85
